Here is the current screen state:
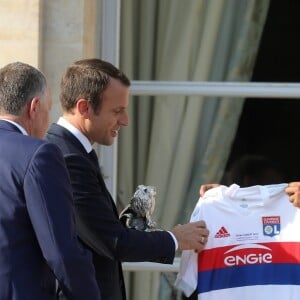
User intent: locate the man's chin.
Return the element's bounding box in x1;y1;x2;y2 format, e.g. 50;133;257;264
100;138;115;146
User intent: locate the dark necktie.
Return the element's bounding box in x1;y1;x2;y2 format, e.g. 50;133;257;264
89;149;100;171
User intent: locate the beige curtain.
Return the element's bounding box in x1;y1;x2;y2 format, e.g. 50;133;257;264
118;1;270;299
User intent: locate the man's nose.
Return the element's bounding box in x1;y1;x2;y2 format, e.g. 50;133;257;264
119;112;129;126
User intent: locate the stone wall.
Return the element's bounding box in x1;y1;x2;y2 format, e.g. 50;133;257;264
0;0;41;67
0;0;99;122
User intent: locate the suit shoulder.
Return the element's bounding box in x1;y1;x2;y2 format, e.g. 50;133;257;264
33;141;65;160
21;135;62;156
25;141;68;179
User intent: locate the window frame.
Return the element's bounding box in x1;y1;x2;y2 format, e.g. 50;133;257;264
100;0;300;273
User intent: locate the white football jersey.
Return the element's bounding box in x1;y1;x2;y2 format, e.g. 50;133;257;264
175;184;300;300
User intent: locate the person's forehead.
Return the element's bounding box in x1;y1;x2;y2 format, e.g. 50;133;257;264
102;79;129;104
105;77;128;92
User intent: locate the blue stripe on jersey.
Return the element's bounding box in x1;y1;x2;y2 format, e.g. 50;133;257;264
198;263;300;293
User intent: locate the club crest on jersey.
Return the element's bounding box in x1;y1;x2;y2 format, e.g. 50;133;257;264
262;216;280;237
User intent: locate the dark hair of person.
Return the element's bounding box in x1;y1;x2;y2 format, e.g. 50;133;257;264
0;62;47;116
59;58;130;113
223;154;283;187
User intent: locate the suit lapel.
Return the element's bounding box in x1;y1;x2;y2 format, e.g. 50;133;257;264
47;123;87;153
47;123;119;217
86;148;119;217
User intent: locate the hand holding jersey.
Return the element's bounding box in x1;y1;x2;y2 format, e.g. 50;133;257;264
171;221;209;252
285;182;300;207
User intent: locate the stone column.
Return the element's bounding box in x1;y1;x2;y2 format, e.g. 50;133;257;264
0;0;41;67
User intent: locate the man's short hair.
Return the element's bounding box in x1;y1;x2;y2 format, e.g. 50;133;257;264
0;62;47;115
60;58;130;113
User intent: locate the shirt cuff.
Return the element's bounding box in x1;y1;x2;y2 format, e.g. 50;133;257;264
167;231;178;251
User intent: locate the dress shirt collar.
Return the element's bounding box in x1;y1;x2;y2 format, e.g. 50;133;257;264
57;117;93;153
1;119;28;135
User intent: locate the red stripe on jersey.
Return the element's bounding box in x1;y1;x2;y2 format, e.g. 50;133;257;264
198;242;300;271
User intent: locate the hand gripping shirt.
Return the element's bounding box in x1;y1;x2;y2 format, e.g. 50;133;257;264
175;184;300;300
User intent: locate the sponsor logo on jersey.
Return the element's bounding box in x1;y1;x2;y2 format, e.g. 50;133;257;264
198;242;300;294
223;243;272;266
199;242;300;272
262;216;280;237
215;226;230;238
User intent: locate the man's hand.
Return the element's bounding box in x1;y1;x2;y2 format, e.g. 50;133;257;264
199;183;220;197
285;182;300;208
171;221;209;252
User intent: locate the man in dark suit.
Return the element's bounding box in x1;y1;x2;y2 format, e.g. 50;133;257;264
0;62;101;300
46;58;209;300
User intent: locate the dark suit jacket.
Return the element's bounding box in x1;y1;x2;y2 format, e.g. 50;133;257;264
46;123;176;300
0;120;100;300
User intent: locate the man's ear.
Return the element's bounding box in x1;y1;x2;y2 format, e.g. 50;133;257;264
77;98;91;118
27;98;40;120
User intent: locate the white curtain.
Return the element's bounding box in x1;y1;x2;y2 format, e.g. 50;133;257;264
118;1;270;299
